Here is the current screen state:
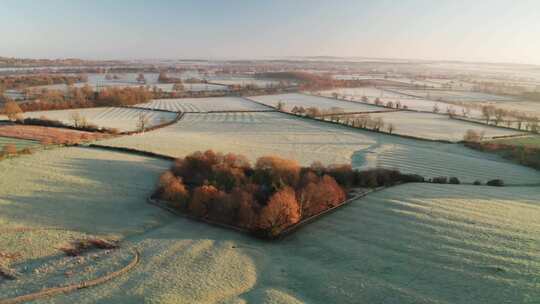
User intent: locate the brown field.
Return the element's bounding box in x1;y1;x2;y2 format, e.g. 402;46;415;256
0;124;108;144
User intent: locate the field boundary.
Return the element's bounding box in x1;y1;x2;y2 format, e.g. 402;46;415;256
84;144;176;161
0;248;140;304
312;91;537;134
148;186;389;240
242;96;457;144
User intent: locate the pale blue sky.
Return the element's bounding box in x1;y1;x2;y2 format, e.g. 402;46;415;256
1;0;539;64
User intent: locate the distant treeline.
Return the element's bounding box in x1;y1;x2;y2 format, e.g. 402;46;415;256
0;74;87;91
15;86;154;112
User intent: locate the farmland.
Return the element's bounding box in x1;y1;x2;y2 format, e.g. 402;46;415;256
393;89;516;103
23;107;177;132
319;87;483;116
2;58;540;304
0;136;40;151
249;93;389;113
1;151;538;304
490;135;540;148
362;111;522;141
97;111;540;184
137;96;270;112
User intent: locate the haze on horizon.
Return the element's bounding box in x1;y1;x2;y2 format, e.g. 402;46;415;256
1;0;539;65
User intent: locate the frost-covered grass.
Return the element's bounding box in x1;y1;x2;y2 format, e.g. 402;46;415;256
366;111;521;141
30;82;228;93
99;112;376;166
319;87;483;116
0;136;40;151
209;77;281;88
249;93;388;113
137;97;270;112
18;183;540;304
0;147;171;237
395;89;516;102
490;135;540;148
23;107;177;132
97;112;540;184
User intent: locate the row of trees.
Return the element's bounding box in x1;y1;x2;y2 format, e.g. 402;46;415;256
6;86;155;112
286;104;395;134
0;74;87;91
324;91;540;133
154;150;425;237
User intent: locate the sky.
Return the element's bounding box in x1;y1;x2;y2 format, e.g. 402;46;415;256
1;0;539;64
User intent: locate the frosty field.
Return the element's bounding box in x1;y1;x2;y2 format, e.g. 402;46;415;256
365;111;521;141
0;136;40;151
395;89;516;103
319;87;482;115
23;107;177;132
137;96;270;112
2;151;539;304
97;111;540;184
249;93;388;113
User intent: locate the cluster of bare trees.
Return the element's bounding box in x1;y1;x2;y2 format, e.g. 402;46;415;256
479;105;538;132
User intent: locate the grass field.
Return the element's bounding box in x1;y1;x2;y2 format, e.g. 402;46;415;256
319;87;483;116
137;97;270;112
97;112;540;184
364;111;521;141
0;136;40;151
249;93;388;113
23;107;177;132
490;135;540;148
2;159;538;304
394;89;516;103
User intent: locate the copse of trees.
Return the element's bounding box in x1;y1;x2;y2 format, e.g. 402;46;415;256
153;150;426;238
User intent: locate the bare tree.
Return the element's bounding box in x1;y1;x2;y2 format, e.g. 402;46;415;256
137;112;150;132
388;123;395;134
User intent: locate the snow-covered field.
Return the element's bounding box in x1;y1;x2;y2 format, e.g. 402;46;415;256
249;93;389;113
97;112;540;184
23;107;177;132
1;149;538;304
366;111;521;141
137;97;270;112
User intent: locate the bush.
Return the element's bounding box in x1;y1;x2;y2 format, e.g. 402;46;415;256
486;179;504;187
449;177;460;184
473;180;482;185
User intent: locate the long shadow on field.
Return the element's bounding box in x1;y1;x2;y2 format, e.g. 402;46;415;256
0;153;172;236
